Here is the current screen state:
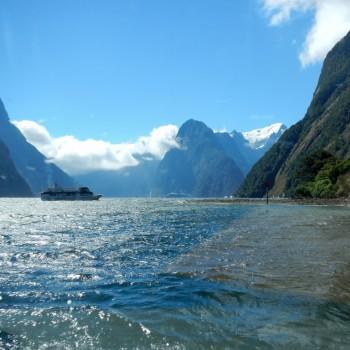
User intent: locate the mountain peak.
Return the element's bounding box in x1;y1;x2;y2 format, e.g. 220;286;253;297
178;119;211;132
242;123;287;149
0;98;75;194
0;99;9;122
177;119;213;144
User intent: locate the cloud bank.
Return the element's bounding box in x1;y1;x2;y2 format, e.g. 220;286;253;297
13;120;179;175
262;0;350;66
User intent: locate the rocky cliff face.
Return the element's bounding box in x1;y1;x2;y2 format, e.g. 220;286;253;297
0;99;75;194
0;140;32;197
238;31;350;198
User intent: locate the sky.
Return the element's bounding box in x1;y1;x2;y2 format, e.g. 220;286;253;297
1;0;350;174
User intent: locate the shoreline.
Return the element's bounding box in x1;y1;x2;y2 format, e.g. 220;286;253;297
191;197;350;207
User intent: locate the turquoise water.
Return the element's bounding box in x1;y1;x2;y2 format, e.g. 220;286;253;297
0;199;350;349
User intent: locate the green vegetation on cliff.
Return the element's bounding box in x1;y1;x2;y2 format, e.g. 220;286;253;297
294;151;350;198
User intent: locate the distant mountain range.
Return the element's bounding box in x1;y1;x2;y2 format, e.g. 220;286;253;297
77;119;286;197
0;98;286;198
239;31;350;199
0;99;74;196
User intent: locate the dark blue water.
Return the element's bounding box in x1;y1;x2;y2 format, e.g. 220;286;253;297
1;199;350;349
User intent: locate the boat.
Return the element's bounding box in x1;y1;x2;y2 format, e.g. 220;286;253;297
40;185;102;201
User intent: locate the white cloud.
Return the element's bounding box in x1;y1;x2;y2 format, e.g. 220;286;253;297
213;127;228;133
262;0;350;66
12;120;179;175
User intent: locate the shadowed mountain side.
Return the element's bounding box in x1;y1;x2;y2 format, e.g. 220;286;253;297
238;31;350;198
0;141;32;197
155;120;245;197
0;99;75;194
215;131;260;175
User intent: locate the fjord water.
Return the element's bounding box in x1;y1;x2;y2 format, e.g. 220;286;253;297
1;199;350;349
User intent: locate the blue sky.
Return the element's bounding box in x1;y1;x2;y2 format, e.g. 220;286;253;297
0;0;327;143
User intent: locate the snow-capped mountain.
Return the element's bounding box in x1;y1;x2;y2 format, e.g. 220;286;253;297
242;123;287;150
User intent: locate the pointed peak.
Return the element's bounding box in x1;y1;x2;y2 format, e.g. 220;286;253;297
243;123;286;137
0;98;9;122
242;123;287;149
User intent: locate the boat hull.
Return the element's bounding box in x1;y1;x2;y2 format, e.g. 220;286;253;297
41;194;102;201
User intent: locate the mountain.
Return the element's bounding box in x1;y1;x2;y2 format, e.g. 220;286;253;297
0;141;32;197
155;119;252;197
238;31;350;198
155;120;285;197
155;119;245;197
0;99;75;195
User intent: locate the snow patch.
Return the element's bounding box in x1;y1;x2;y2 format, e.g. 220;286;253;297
242;123;286;149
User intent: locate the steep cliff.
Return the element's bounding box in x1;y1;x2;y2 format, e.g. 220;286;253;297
238;31;350;198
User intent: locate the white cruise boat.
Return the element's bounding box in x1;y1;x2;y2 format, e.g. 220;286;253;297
41;185;102;201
